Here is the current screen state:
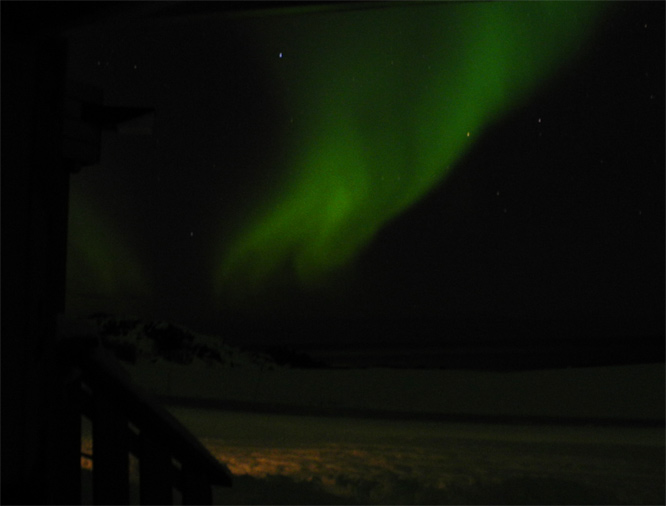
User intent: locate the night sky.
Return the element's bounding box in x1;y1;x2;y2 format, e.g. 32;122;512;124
63;2;664;348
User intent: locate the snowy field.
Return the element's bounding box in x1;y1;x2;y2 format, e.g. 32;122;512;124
175;408;664;505
125;362;664;423
195;409;664;504
81;405;664;505
75;317;664;504
112;362;664;505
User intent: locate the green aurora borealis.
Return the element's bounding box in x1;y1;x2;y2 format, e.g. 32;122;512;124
214;2;608;306
67;188;150;312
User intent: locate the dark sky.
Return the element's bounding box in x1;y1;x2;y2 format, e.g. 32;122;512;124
63;2;664;347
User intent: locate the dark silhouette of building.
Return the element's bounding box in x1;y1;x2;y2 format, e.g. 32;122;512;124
2;4;231;503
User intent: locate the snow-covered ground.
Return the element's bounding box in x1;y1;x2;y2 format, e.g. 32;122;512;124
123;361;664;423
74;316;664;504
178;408;665;505
81;405;665;504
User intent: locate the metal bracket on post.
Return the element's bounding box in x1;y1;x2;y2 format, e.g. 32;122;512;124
62;80;155;173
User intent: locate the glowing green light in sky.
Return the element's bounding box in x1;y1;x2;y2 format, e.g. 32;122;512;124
215;2;607;304
66;188;149;315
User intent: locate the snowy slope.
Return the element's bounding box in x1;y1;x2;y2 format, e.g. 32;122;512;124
125;361;664;423
67;315;664;424
72;314;283;370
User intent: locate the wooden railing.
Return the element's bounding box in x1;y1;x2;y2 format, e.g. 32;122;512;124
55;336;232;504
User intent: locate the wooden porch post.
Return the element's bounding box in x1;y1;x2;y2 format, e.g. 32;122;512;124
182;465;214;505
139;432;174;504
93;395;130;505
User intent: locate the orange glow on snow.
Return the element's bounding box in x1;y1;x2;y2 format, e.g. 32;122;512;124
81;436;93;471
200;439;465;492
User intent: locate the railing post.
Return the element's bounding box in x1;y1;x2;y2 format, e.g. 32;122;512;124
93;394;130;505
79;347;232;504
47;369;83;504
139;432;173;504
182;465;213;505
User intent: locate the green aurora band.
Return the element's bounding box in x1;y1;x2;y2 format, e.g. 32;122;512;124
66;188;149;314
215;2;608;305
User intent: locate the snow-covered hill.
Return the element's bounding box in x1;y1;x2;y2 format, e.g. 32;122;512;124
62;315;664;424
72;314;284;370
